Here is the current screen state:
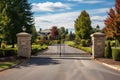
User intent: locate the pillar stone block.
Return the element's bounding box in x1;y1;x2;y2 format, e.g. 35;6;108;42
16;32;32;58
91;32;105;58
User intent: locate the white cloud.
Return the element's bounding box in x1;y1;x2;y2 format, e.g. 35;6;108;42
67;0;105;4
91;16;107;28
32;1;71;12
34;7;109;31
88;8;109;15
34;11;79;31
91;16;106;21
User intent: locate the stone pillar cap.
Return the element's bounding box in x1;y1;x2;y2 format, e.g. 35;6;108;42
91;32;105;37
16;32;32;37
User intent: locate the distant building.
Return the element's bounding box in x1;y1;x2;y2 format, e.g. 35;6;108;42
37;29;51;40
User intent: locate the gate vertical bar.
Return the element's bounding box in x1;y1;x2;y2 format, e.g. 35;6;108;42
60;37;61;57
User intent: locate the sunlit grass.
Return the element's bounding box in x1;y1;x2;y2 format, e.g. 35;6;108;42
65;41;92;54
32;44;48;49
64;41;75;46
0;62;15;70
77;46;92;53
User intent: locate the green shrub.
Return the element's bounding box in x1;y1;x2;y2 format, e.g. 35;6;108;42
75;40;80;45
80;39;86;47
105;41;112;58
110;41;115;47
79;39;90;47
42;44;48;50
57;40;61;44
1;42;6;48
65;41;75;46
112;48;120;61
0;48;17;57
31;44;48;55
31;48;38;54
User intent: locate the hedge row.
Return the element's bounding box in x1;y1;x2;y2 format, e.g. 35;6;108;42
105;47;120;61
112;48;120;61
0;48;17;57
0;44;48;57
31;44;48;54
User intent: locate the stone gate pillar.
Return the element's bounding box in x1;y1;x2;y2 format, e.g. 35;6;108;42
16;32;32;58
91;32;105;58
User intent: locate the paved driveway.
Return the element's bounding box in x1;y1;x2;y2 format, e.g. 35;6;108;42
0;45;120;80
38;44;90;57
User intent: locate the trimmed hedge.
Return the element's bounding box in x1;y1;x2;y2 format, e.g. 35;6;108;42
31;44;48;54
112;48;120;61
0;44;48;57
0;48;17;57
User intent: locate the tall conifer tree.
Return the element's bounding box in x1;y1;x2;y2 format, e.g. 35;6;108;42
0;0;36;47
74;10;92;40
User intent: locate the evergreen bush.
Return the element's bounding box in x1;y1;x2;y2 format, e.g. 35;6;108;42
0;48;17;57
105;41;112;58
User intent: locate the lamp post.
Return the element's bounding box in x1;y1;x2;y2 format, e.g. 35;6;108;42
0;38;2;48
96;24;100;32
22;26;26;32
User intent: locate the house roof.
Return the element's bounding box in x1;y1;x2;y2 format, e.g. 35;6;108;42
40;29;51;33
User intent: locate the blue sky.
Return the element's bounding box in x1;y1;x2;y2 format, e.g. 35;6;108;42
28;0;115;32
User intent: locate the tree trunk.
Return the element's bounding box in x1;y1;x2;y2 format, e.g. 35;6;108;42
12;44;14;48
11;40;15;48
0;42;1;48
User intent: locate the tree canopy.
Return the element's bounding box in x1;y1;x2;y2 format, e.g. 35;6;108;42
59;27;69;40
104;0;120;43
74;10;92;40
50;26;59;40
0;0;36;47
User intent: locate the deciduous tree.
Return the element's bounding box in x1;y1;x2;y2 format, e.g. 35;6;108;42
50;26;59;40
104;0;120;44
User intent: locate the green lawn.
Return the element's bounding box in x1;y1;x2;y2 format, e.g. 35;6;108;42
77;46;92;53
0;62;16;70
64;41;75;46
32;44;48;50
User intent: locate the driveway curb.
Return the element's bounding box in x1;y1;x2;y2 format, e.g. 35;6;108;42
95;59;120;72
102;63;120;71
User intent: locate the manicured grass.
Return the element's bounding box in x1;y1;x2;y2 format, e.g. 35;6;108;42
32;44;48;50
0;62;15;70
65;41;92;54
64;41;75;46
77;46;92;53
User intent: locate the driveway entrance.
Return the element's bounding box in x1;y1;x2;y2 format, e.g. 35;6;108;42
37;44;91;57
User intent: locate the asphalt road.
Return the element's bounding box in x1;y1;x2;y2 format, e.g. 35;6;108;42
0;45;120;80
38;44;90;57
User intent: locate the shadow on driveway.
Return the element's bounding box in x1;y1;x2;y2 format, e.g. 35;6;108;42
16;57;60;68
